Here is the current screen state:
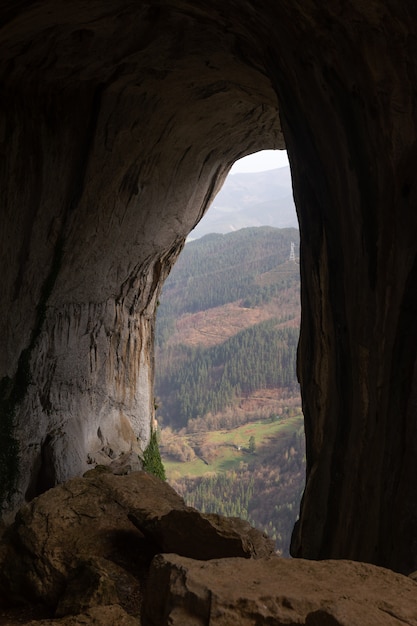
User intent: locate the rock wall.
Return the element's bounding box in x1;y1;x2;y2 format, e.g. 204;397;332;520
267;3;417;574
1;0;417;574
0;2;282;518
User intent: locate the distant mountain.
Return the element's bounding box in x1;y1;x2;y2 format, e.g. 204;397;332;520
189;167;298;239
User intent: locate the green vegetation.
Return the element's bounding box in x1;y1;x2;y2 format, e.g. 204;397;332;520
156;227;299;346
162;415;302;477
163;414;305;556
142;430;166;480
155;226;303;555
158;321;298;428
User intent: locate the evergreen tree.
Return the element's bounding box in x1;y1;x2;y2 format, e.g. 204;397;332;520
142;430;166;480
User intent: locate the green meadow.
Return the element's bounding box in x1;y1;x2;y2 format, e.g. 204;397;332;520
162;413;304;479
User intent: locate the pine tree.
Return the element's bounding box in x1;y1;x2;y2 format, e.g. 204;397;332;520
142;430;166;480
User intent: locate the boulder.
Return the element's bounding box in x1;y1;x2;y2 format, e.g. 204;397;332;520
0;470;417;625
142;553;417;626
0;469;273;612
90;468;274;558
128;509;274;561
55;558;126;618
0;468;149;609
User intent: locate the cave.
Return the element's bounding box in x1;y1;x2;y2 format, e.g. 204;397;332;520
1;1;417;576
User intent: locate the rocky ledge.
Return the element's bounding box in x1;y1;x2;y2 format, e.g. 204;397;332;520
0;468;415;625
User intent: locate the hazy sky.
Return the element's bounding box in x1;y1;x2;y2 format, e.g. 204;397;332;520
230;149;289;174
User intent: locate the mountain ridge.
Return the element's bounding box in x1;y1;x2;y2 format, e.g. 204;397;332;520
189;168;298;239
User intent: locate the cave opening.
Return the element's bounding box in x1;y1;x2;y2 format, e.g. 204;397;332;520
154;149;305;556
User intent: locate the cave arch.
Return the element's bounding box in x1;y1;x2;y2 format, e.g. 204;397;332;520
1;2;417;574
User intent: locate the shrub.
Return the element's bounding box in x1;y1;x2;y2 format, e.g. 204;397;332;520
142;429;166;480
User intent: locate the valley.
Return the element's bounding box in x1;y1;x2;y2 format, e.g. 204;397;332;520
155;226;305;555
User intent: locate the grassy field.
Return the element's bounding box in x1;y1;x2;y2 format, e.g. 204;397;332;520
162;413;304;480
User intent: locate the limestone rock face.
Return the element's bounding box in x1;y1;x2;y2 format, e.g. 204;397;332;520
143;554;417;626
0;0;282;520
1;0;417;575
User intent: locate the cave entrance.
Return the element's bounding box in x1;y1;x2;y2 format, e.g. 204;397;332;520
2;0;414;574
154;150;305;556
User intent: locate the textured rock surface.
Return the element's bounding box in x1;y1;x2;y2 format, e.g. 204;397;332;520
0;469;149;609
25;606;139;626
0;0;282;519
129;508;274;561
143;553;417;626
0;474;417;625
1;0;417;575
0;469;272;610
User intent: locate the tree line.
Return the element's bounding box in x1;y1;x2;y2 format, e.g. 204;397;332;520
156;320;299;429
156;227;299;346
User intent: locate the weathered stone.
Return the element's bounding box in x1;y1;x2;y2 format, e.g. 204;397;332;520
107;451;143;476
0;1;281;524
1;470;417;624
0;470;152;607
143;554;417;626
88;468;188;518
89;468;274;559
129;509;274;561
55;559;121;617
0;469;272;612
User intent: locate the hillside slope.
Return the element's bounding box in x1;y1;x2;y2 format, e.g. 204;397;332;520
154;226;304;555
163;413;305;556
155;227;301;430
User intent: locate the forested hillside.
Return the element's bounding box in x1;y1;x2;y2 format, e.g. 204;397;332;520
155;226;300;430
154;226;304;556
163;415;305;556
159;322;299;428
156;226;299;347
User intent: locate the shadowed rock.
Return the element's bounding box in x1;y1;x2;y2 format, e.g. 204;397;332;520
24;606;138;626
129;508;275;561
0;471;416;624
0;469;272;611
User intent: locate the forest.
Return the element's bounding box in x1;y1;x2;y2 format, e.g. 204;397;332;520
155;226;299;347
157;321;299;429
154;226;304;555
155;226;300;428
164;416;305;557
